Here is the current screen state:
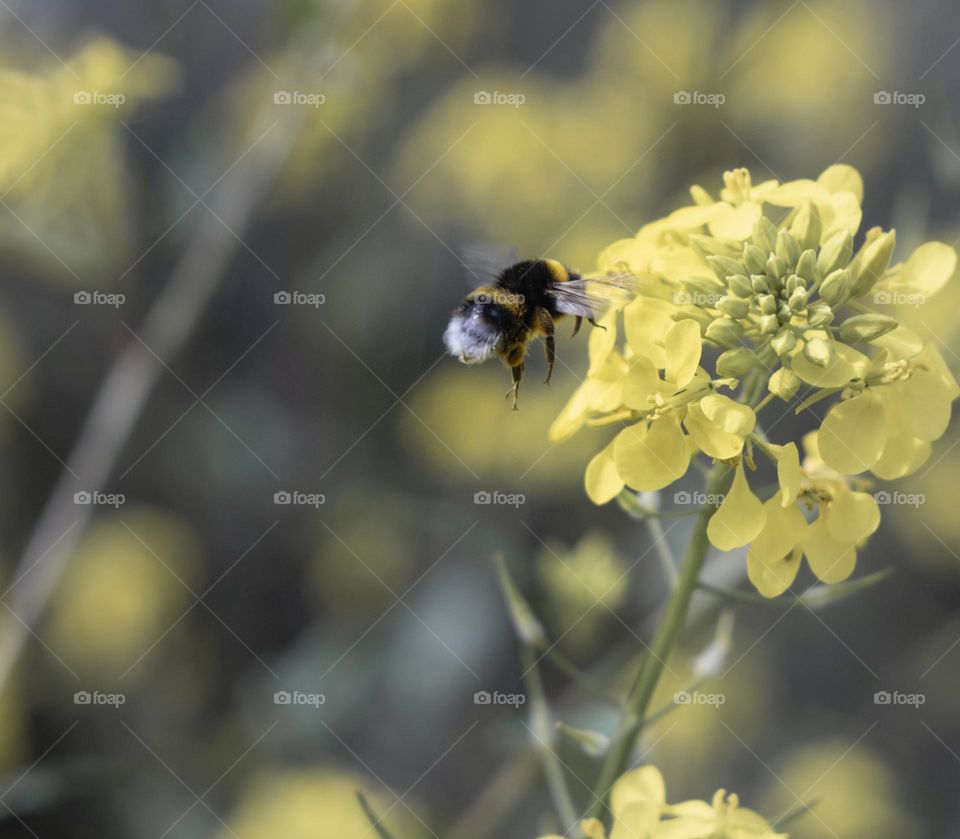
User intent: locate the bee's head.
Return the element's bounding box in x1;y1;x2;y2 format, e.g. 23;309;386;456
444;289;504;364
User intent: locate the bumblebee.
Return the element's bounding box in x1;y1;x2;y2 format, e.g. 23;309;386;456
443;258;629;409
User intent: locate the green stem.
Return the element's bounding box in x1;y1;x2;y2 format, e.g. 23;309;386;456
521;646;581;834
586;463;730;818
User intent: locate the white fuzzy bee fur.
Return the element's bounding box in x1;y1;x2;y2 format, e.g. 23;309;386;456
443;310;500;364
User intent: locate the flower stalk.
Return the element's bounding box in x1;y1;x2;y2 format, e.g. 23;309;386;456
587;463;731;818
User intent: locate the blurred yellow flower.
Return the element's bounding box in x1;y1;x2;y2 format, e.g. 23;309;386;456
539;764;786;839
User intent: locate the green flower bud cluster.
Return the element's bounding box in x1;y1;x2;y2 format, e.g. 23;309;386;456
676;203;899;369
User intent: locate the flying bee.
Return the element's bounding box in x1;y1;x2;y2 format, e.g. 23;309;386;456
443;257;632;409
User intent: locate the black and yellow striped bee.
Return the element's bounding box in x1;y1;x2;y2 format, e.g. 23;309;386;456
443;257;630;409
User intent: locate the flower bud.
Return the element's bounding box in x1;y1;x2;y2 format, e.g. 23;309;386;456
771;328;798;356
849;229;895;297
717;295;749;319
769;367;801;400
556;722;610;758
705;317;744;347
751;274;770;294
803;336;835;368
759;313;779;334
788;287;808;311
806;302;834;327
727;273;753;297
753;216;778;253
707;255;745;280
838;313;899;343
494;555;546;647
743;244;768;275
716;347;756;377
778;302;792;321
766;254;787;281
817;230;854;276
795;249;817;281
775;229;801;268
758;293;777;315
790;201;822;251
685;276;725;297
818;268;851;307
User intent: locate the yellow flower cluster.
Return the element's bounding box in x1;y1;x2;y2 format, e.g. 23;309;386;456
552;166;958;596
538;765;785;839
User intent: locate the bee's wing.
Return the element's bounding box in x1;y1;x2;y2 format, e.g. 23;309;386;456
460;243;518;285
546;273;638;318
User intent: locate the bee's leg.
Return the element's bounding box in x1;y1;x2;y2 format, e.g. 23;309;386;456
504;363;523;410
571;316;583;337
588;317;607;331
539;315;556;385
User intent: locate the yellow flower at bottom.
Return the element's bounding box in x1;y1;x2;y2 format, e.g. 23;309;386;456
537;766;786;839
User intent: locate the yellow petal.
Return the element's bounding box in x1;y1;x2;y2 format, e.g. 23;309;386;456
614;416;690;492
610;765;666;817
748;499;807;598
699;394;756;437
870;326;923;361
610;803;659;839
581;817;608;839
827;490;881;543
587;308;619;375
790;342;868;387
764;179;827;207
802;512;857;584
748;545;803;598
818;391;887;474
893;369;953;442
707;467;766;551
819;191;863;241
683;402;743;459
889;241;957;297
707;201;761;241
585;439;625;505
817;164;864;202
768;442;801;506
665;319;702;388
623;355;662;411
624;296;676;361
871;435;931;480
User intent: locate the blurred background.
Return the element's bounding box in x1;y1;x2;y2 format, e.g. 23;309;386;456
0;0;958;836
